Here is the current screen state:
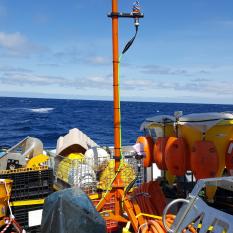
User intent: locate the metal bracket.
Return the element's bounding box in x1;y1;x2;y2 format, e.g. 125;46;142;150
108;12;144;19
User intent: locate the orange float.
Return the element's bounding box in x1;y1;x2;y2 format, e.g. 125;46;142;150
165;137;188;176
225;140;233;174
153;137;168;170
191;140;219;180
136;136;154;168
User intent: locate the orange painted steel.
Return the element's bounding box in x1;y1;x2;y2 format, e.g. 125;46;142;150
95;2;147;232
132;200;146;227
96;189;140;232
191;140;219;180
226;140;233;172
136;136;154;168
153;137;168;170
112;0;121;172
165;137;188;176
93;194;118;232
118;189;140;231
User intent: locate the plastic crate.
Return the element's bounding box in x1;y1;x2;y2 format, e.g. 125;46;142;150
107;146;145;188
93;196;118;233
27;226;41;233
54;154;97;195
0;168;53;201
11;204;43;232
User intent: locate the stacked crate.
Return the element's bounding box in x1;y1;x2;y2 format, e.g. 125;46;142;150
0;167;53;232
92;195;118;233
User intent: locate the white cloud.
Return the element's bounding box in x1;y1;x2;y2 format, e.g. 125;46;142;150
157;80;233;96
1;66;232;99
0;31;46;56
140;64;210;76
85;56;110;65
83;75;112;88
0;69;111;89
0;72;68;86
0;32;27;50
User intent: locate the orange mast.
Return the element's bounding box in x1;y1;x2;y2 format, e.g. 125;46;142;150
96;3;144;232
112;0;121;171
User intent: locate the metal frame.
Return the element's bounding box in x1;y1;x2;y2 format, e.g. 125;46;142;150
163;176;233;233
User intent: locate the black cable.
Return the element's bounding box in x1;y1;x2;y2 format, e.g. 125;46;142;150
122;26;139;54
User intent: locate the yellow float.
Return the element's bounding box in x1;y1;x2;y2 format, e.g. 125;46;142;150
179;112;233;200
97;159;136;190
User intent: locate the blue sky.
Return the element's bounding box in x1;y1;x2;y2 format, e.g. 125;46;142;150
0;0;233;104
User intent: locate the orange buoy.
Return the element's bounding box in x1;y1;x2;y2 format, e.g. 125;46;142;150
153;137;168;170
191;141;219;180
136;136;153;168
165;137;188;176
226;140;233;174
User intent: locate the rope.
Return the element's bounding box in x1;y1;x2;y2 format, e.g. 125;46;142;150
3;181;14;219
118;24;139;158
130;182;198;233
96;160;124;209
118;54;123;159
137;223;148;233
0;219;12;233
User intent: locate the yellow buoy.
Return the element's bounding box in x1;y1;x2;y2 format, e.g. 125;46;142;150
26;154;49;168
97;159;136;190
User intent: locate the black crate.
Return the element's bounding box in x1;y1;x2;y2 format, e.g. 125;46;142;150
11;204;43;232
0;168;53;201
27;226;41;233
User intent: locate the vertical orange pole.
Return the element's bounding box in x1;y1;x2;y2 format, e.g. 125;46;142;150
112;0;121;171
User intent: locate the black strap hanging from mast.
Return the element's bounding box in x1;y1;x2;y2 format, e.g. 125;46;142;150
121;1;143;54
108;1;143;55
122;27;138;54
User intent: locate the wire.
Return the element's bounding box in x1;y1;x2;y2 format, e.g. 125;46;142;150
4;181;14;219
96;160;124;209
0;219;12;233
117;23;140;208
122;26;138;54
118;25;139;159
118;54;123;160
137;223;148;233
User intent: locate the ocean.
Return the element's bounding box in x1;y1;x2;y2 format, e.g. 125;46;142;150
0;97;232;149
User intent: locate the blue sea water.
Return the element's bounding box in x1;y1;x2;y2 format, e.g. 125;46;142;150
0;97;232;149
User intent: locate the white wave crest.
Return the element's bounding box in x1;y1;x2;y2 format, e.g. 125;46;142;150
29;108;54;113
